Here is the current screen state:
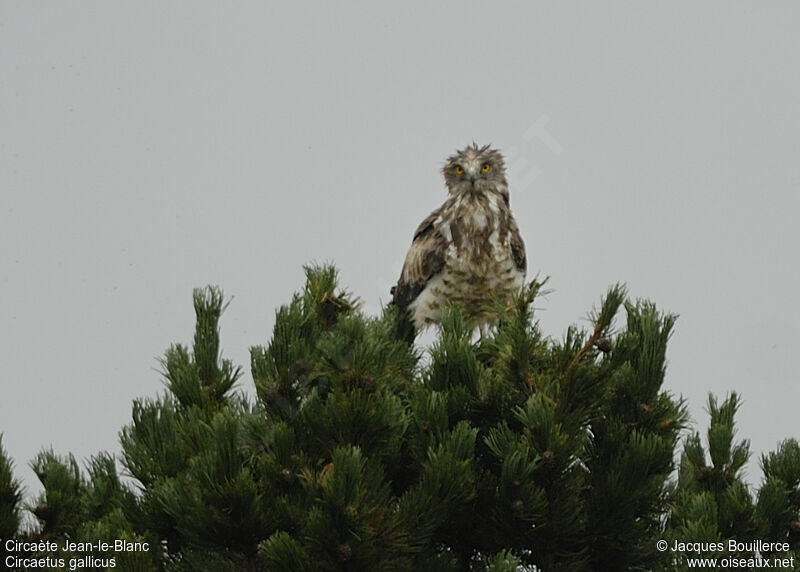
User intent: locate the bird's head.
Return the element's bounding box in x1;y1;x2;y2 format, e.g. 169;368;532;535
442;143;509;200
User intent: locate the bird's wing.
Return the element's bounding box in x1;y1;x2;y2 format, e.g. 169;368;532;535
391;209;447;310
510;221;527;274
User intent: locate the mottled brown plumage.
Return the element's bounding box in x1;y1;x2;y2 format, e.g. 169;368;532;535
392;143;527;335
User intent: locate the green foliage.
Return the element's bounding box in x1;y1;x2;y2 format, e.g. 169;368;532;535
14;449;159;570
758;440;800;551
246;267;690;570
0;435;23;559
668;394;756;561
0;264;797;572
585;296;688;570
664;394;800;570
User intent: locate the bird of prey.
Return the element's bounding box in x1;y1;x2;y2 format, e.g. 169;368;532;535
391;143;527;338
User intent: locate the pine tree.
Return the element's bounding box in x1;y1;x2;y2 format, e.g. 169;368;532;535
757;439;800;563
1;264;798;571
664;393;800;571
14;449;159;570
0;435;23;563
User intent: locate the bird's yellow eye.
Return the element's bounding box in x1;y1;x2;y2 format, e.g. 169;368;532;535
454;165;464;175
481;163;491;173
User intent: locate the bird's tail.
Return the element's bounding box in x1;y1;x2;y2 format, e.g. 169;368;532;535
386;293;416;345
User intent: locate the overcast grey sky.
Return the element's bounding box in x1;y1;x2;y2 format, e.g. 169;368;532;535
2;3;798;496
